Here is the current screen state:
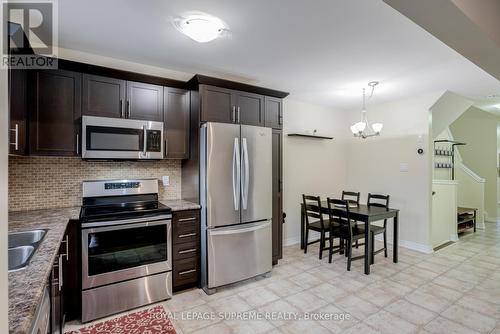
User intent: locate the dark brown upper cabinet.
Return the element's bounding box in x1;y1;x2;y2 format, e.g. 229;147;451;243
164;87;190;159
29;69;81;156
200;85;236;124
127;81;163;121
265;96;283;129
8;69;27;155
200;85;265;126
83;74;163;121
236;91;264;126
82;74;126;119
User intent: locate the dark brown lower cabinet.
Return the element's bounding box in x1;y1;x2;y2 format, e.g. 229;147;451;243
172;209;200;292
29;69;82;156
49;220;79;334
63;220;80;322
50;254;62;334
272;129;283;264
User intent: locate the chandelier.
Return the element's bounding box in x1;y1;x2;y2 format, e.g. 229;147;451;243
350;81;383;139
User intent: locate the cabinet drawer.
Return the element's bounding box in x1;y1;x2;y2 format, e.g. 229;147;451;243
173;210;200;224
173;222;198;244
173;210;200;244
173;241;199;260
173;257;199;287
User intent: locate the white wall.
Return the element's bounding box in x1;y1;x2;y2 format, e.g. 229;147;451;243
282;99;348;245
345;92;441;253
0;1;9;327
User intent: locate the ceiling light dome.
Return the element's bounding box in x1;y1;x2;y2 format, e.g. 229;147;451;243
174;13;227;43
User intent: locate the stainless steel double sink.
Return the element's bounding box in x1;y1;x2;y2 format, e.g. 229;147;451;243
8;229;47;272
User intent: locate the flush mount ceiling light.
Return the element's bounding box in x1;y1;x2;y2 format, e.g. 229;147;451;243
173;13;227;43
350;81;383;139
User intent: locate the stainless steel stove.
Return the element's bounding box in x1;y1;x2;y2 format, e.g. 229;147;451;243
79;179;172;322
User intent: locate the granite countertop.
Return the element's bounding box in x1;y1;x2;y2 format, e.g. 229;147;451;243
160;199;201;211
8;207;80;334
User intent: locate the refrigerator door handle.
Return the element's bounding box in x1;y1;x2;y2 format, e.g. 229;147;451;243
232;137;241;210
242;138;249;210
209;220;270;236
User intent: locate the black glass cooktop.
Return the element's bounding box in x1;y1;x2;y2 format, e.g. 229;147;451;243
80;194;171;223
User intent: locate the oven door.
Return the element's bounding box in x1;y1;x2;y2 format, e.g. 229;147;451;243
81;217;172;289
82;116;163;159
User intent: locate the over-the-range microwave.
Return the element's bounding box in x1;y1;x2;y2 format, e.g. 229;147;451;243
82;116;163;160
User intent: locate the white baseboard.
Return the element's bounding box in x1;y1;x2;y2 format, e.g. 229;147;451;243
450;234;459;242
399;240;434;254
284;236;300;247
373;234;433;254
284;231;320;247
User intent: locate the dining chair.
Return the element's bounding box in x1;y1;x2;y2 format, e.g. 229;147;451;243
327;198;365;271
302;195;331;260
367;193;390;264
342;191;361;248
341;191;360;207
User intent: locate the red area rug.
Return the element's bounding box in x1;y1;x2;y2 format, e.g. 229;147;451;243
65;305;176;334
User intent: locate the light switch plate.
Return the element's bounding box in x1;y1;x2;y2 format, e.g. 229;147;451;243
162;175;170;186
399;163;409;172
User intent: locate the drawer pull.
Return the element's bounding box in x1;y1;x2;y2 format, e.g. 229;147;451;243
179;269;196;276
178;233;197;238
178;248;197;254
178;217;197;222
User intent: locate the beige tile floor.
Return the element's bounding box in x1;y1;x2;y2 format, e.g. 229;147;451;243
66;223;500;334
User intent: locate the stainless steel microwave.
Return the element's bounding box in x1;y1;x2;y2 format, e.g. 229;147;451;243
82;116;163;159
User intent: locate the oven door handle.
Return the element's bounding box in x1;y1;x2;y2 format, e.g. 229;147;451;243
81;214;172;228
83;219;169;233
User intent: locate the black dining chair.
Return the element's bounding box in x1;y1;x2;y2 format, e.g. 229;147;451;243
342;191;360;207
367;193;390;264
342;191;361;248
302;195;331;260
327;198;365;271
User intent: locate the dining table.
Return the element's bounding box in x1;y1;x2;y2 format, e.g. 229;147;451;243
300;202;399;274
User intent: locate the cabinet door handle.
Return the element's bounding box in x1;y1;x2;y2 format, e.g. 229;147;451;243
178;217;196;223
178;248;197;254
127;100;131;118
178;269;196;276
76;134;80;155
119;99;124;118
232;106;236;123
10;124;19;151
58;254;63;291
165;139;168;158
178;233;196;238
237;106;240;123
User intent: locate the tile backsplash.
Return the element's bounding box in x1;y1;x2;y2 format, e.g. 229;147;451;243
8;156;181;211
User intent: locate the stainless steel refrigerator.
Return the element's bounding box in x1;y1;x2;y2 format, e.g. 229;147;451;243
200;122;272;293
